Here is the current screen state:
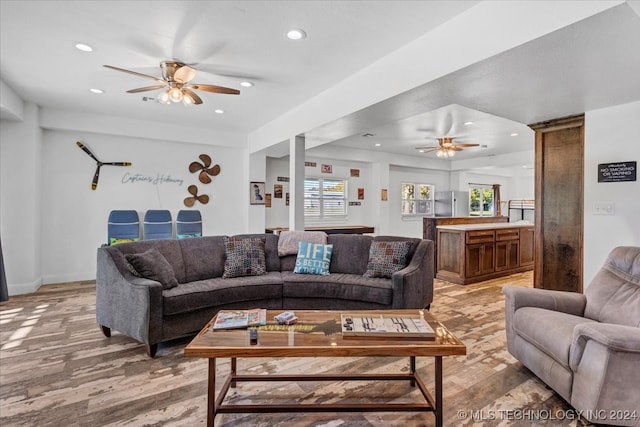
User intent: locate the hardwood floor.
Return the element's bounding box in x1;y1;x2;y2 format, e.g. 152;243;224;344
0;272;583;426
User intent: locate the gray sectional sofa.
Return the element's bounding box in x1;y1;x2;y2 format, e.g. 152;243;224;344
96;233;434;357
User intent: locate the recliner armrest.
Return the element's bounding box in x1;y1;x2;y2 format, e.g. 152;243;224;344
570;323;640;371
503;286;586;316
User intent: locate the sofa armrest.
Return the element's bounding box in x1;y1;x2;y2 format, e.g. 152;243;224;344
96;248;164;347
570;323;640;371
503;286;586;316
570;323;640;424
391;239;434;309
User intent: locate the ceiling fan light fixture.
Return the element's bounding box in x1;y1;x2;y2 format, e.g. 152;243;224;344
436;147;455;158
168;87;183;103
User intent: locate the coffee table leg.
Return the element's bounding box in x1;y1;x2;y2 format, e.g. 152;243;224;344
435;356;443;427
208;358;216;427
231;357;237;388
410;356;416;387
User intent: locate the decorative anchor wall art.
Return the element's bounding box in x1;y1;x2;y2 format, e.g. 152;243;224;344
76;141;131;190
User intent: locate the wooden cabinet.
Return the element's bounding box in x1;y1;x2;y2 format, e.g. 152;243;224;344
437;224;534;285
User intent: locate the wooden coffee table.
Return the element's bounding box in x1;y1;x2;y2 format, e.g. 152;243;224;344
185;309;466;427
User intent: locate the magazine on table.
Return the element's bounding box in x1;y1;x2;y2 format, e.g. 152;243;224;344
212;308;267;330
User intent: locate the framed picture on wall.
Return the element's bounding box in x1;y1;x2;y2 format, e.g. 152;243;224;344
250;182;266;205
274;184;283;198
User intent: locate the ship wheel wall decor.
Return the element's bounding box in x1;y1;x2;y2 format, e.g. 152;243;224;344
189;154;220;184
184;185;209;207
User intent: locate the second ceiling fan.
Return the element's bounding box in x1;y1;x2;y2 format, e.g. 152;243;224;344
104;61;240;105
416;137;479;158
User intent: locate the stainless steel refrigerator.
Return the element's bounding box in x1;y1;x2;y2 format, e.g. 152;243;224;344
434;191;469;217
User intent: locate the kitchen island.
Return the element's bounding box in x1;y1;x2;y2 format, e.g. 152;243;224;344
436;222;534;285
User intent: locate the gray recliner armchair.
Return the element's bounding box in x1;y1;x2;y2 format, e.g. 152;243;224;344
503;246;640;426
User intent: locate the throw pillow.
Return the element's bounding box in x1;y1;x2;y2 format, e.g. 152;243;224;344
293;241;333;275
110;237;140;245
363;240;413;279
277;230;327;256
125;248;178;289
222;237;267;278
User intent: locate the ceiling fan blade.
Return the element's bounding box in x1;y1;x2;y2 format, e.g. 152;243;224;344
126;85;167;93
450;146;464;151
103;65;165;84
91;165;101;191
102;162;132;166
174;65;197;83
188;185;199;196
199;171;212;184
453;143;480;148
198;194;210;204
415;145;439;150
76;141;99;162
189;162;203;173
418;148;439;153
182;88;203;105
208;164;221;176
190;84;240;95
183;197;196;207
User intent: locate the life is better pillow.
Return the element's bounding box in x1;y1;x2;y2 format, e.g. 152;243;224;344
294;241;333;275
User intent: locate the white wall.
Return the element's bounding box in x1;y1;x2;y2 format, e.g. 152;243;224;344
0;103;42;294
584;101;640;286
1;110;249;294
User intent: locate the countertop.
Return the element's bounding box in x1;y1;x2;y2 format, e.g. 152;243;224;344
436;221;534;231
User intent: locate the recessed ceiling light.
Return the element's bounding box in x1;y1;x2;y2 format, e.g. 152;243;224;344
286;29;307;40
374;143;381;147
464;121;474;125
419;149;425;153
89;88;104;94
240;81;254;88
510;132;519;136
214;109;225;114
75;43;93;52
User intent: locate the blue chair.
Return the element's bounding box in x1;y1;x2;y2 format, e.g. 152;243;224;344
143;210;173;240
107;210;140;245
176;210;202;239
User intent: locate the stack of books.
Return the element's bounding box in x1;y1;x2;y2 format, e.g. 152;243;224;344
212;308;267;330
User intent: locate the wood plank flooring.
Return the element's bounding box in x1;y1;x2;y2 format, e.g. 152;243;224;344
1;272;585;426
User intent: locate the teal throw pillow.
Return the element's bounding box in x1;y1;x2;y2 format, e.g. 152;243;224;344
294;241;333;275
363;240;413;278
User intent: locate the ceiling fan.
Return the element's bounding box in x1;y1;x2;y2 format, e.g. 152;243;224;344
76;141;131;190
104;61;240;105
415;137;479;158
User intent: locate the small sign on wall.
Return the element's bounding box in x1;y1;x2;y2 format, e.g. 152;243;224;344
598;161;636;183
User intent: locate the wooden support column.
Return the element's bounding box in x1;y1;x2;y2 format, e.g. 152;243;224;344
529;114;584;292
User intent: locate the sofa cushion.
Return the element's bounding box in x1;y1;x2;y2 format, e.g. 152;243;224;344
584;246;640;327
363;240;412;278
327;234;372;274
162;272;283;315
278;230;327;256
237;233;281;272
179;235;227;282
513;307;597;369
282;271;393;305
106;239;187;284
294;242;333;275
125;248;178;290
223;236;267;278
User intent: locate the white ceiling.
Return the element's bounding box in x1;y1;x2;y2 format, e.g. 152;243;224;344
2;1;640;163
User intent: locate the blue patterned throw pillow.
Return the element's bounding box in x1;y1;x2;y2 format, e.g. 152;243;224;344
293;241;333;275
222;237;267;278
363;240;413;278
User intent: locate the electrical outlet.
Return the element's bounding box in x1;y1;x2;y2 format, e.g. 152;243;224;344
593;202;615;215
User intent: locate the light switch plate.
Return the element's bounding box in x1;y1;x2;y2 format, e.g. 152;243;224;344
593;202;615;215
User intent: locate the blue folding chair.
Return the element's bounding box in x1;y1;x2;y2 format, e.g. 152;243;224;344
107;210;140;245
176;210;202;239
143;210;173;240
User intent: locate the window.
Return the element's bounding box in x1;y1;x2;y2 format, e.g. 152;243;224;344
469;185;494;216
304;178;347;218
401;183;434;216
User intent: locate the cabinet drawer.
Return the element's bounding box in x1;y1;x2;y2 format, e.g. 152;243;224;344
496;229;520;241
466;230;495;244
